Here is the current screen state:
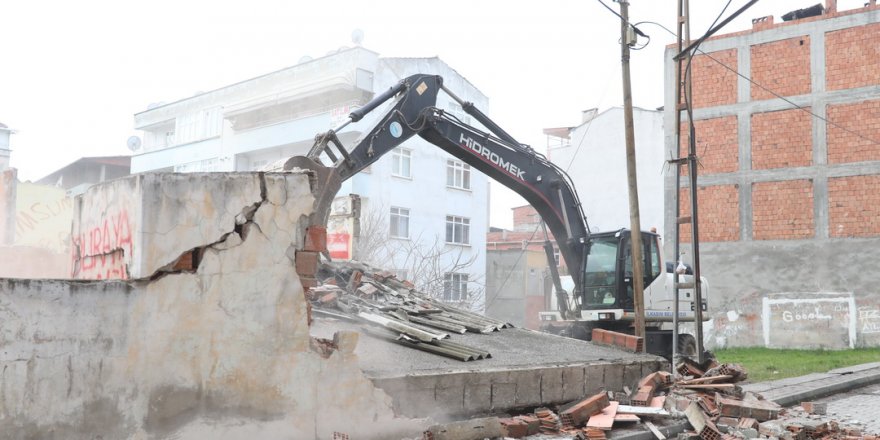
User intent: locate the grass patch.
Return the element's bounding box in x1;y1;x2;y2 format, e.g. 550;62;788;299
714;347;880;382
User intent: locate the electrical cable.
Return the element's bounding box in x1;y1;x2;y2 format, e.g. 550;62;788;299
636;21;880;148
706;0;734;37
595;0;648;37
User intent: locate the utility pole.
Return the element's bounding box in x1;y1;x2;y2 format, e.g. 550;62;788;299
618;0;646;341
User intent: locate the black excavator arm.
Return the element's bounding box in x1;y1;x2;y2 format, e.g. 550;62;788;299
295;73;591;317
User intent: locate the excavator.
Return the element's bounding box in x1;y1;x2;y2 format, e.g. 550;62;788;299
282;73;707;358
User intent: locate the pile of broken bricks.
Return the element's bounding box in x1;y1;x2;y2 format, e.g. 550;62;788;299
306;260;513;362
493;375;670;439
481;358;878;440
672;358;878;440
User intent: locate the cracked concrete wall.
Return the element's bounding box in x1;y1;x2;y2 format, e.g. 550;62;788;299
70;173;268;280
1;171;425;439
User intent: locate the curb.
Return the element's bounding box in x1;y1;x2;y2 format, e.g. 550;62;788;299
610;363;880;440
768;368;880;407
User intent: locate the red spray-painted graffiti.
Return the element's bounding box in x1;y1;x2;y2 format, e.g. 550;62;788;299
71;209;134;280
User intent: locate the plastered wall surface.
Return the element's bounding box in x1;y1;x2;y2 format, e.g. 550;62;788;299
695;240;880;349
1;172;425;439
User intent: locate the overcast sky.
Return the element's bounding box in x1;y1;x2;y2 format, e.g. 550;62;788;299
0;0;864;228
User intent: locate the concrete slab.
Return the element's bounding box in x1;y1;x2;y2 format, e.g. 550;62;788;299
311;318;668;419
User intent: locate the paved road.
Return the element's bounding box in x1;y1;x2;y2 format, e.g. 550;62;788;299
815;382;880;435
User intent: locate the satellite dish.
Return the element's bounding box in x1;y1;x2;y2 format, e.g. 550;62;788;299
127;136;142;152
351;29;364;46
298;55;313;64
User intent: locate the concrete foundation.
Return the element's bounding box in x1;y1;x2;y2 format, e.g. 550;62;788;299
311;319;668;420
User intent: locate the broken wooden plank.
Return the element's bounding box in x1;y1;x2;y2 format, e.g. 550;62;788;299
617;405;671;416
645;421;667;440
679;375;733;385
614;413;641;423
678;383;735;390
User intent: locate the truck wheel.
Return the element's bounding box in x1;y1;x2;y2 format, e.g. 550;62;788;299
677;334;697;357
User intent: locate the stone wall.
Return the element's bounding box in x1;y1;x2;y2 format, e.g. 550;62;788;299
1;172;424;439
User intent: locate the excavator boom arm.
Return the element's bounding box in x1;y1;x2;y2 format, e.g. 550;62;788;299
305;74;591;308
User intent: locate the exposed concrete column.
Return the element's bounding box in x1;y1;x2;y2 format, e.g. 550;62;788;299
737;45;751;103
812;104;830;239
738;109;753;241
810;29;826;95
736;43;755;241
811;28;830;239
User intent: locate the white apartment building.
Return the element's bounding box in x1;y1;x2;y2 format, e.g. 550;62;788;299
545;107;665;236
132;47;489;312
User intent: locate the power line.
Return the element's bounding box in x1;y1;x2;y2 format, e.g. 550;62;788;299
637;21;880;148
594;0;648;37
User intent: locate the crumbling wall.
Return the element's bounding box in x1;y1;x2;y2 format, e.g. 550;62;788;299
70;173;269;280
1;172;424;439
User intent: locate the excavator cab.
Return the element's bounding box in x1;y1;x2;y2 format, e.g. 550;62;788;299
580;229;663;313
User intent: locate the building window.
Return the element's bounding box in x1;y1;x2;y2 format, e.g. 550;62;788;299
446;159;471;190
391;148;412;178
444;273;468;302
445;215;470;244
390;207;410;238
553;247;561;267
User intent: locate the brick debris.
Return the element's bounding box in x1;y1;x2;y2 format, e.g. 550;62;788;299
437;358;879;439
308;260;513;362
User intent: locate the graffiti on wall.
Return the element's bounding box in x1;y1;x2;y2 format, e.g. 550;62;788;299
71;209;133;280
762;293;857;349
14;183;73;252
859;306;880;334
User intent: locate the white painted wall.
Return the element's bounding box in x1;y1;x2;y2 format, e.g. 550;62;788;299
131;51;491;312
548;107;665;236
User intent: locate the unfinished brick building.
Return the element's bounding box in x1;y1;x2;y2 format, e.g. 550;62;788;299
663;1;880;349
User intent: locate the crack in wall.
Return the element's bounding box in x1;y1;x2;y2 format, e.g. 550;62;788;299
146;173;273;281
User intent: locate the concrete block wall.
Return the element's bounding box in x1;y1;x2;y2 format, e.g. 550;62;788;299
1;172;426;439
371;359;667;420
664;5;880;349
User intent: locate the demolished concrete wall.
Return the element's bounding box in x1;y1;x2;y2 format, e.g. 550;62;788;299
1;172;424;439
70;173;269;280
